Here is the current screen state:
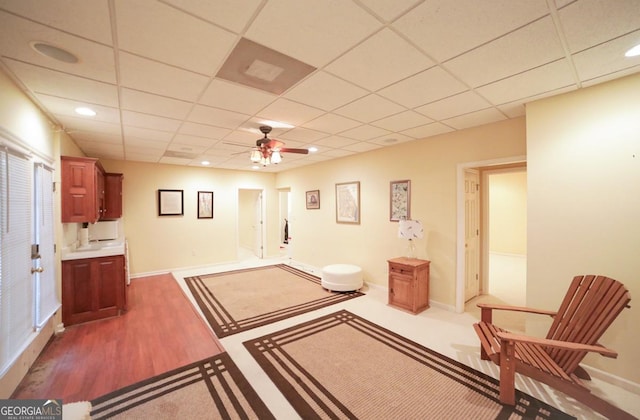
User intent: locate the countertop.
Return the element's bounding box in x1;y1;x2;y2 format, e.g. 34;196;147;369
61;239;125;261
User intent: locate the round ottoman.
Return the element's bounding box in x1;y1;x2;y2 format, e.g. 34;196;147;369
321;264;363;292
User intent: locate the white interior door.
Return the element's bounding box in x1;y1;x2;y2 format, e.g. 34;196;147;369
253;191;263;258
464;169;480;301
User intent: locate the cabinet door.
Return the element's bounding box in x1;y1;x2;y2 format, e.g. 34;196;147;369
103;173;123;219
94;256;124;313
61;158;99;223
389;274;413;311
62;260;94;325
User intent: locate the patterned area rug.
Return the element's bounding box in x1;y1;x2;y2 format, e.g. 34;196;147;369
184;264;363;338
90;353;273;419
244;310;575;419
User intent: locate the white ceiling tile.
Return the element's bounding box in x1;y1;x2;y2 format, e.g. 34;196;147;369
357;0;424;22
120;88;193;120
121;111;182;132
73;131;123;145
497;102;526;119
3;59;119;107
558;0;640;53
56;115;121;136
334;94;405;123
178;122;232;140
123;126;174;142
321;148;358;158
302;113;362;134
36;94;120;124
256;98;324;126
340;124;391;141
572;32;640;82
188;105;251;129
124;137;170;149
284;71;368;111
393;0;549;62
415;91;491;121
199;79;277;114
369;132;415;146
325;28;434;91
162;0;262;33
115;0;237;75
118;52;210;102
279;127;328;143
401;122;454;139
166;142;208;154
0;12;116;83
0;0;113;44
313;136;359;149
444;17;565;88
341;142;382;153
371;111;433;131
476;60;577;105
244;0;381;67
172;134;219;148
442;108;507;130
378;66;467;108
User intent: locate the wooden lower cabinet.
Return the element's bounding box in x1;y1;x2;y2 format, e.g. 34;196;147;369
62;255;127;326
388;257;430;314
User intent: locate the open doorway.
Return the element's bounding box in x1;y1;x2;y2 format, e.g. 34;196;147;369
456;158;526;314
238;189;264;261
278;188;291;258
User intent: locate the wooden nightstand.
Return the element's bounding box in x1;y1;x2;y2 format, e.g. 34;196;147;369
388;257;431;314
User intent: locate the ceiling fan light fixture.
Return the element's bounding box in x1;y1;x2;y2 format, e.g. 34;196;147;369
625;43;640;57
250;149;261;163
260;155;270;166
271;150;282;164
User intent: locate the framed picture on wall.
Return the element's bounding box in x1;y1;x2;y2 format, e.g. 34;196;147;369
335;181;360;224
198;191;214;219
158;189;183;216
390;180;410;222
306;190;320;209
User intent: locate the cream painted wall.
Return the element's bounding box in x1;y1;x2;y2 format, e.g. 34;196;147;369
527;73;640;383
238;189;260;250
98;160;280;275
277;117;526;306
488;171;527;255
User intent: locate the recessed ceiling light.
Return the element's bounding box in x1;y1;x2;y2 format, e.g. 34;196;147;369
252;165;261;170
201;160;210;166
30;41;78;63
625;43;640;57
308;147;318;153
75;107;96;116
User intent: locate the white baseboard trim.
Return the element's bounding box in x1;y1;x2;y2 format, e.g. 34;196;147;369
586;365;640;396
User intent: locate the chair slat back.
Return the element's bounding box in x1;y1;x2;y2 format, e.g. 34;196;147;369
545;275;631;374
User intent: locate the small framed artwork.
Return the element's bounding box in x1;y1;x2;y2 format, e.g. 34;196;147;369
158;189;184;216
390;180;411;222
335;181;360;224
306;190;320;209
198;191;214;219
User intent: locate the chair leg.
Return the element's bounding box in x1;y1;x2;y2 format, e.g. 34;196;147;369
499;340;516;405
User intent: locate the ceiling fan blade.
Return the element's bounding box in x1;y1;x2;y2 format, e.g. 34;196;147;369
280;147;309;154
266;139;284;149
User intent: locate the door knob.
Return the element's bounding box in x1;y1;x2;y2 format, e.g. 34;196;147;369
31;267;44;274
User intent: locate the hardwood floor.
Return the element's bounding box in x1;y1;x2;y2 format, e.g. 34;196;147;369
11;273;224;403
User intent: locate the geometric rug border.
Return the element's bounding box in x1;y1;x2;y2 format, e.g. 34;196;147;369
243;309;576;420
185;263;364;338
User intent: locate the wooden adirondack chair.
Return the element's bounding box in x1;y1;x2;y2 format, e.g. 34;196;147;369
473;275;633;420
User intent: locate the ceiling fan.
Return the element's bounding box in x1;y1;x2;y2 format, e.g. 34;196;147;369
249;125;308;166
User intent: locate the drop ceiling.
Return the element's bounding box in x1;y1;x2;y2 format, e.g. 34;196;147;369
0;0;639;172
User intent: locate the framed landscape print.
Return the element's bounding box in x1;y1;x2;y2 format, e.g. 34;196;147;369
197;191;213;219
335;181;360;224
158;189;183;216
306;190;320;209
390;180;410;221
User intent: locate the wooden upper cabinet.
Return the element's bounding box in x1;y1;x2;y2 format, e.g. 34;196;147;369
61;156;123;223
103;173;123;220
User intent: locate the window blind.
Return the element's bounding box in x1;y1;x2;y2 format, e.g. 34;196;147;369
0;147;33;375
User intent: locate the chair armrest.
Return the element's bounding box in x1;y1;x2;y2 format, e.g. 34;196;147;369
477;303;556;323
496;331;618;358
